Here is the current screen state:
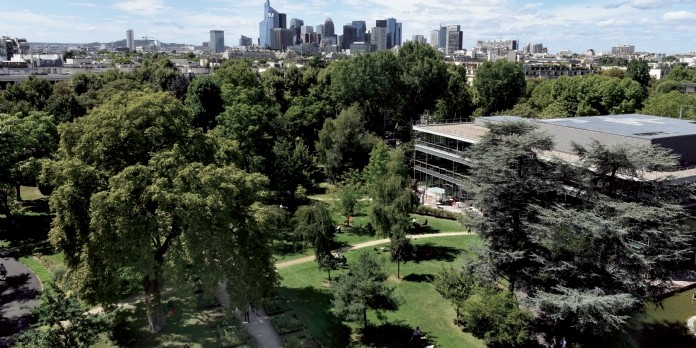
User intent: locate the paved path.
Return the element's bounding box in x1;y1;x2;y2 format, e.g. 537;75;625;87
0;254;42;347
277;231;473;269
224;231;473;347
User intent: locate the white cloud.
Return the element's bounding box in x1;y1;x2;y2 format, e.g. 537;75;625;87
629;0;686;9
70;2;97;7
597;19;633;26
115;0;168;14
662;10;696;20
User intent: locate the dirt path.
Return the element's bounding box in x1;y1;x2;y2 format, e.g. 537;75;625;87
276;231;474;270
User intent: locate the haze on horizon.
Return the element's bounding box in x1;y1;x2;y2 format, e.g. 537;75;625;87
4;0;696;54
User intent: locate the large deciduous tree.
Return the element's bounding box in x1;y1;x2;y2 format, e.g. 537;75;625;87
398;41;448;123
293;202;336;278
45;90;277;332
473;60;526;115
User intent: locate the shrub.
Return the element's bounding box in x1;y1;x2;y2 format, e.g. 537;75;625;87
414;205;464;220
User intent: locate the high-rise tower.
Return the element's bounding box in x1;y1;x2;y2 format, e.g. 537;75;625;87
210;30;225;53
259;0;286;48
126;29;134;52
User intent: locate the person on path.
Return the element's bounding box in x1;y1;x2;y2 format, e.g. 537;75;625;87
409;326;421;344
0;263;6;280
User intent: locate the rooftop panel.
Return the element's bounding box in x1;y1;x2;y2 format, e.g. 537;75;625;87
536;114;696;139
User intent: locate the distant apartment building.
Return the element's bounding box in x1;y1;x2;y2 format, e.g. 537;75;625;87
239;35;253;47
475;39;518;56
523;42;544;54
611;44;635;56
350;41;375;54
210;30;225;53
270;28;293;50
126;29;135;52
445;25;462;55
1;37;29;61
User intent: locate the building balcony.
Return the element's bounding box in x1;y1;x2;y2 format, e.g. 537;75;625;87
413;160;466;188
414;140;469;165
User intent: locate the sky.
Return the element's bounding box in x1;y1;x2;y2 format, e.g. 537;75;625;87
2;0;696;54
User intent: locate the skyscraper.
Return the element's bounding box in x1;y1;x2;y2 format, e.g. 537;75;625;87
210;30;225;53
430;29;439;49
290;18;304;45
239;35;253;47
323;18;335;36
385;18;402;48
371;26;387;50
342;24;357;50
445;25;462;55
352;21;366;42
259;0;287;48
126;29;134;52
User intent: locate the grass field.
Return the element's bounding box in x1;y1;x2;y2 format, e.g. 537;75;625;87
278;235;485;348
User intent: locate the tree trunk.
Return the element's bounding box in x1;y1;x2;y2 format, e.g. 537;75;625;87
397;260;401;279
143;272;166;332
15;183;21;201
327;267;331;281
363;307;368;330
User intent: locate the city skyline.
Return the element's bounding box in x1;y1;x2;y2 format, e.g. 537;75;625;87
3;0;696;54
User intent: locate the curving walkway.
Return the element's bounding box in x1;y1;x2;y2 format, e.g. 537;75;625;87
0;254;42;348
276;231;473;269
226;231;474;347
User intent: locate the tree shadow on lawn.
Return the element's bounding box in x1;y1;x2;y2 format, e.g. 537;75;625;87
412;243;459;263
630;321;696;348
401;273;434;283
279;286;351;348
360;320;436;348
111;297;220;348
0;214;53;258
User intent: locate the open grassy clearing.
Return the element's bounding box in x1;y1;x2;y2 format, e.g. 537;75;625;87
277;235;485;348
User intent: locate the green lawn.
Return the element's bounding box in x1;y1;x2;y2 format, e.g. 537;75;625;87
19;185;46;201
278;235;485;348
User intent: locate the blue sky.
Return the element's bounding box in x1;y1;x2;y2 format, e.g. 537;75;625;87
3;0;695;54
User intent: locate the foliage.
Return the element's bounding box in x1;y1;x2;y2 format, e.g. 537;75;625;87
316;106;379;180
2;75;53;112
459;286;533;347
369;146;417;237
272;137;316;200
389;223;413;279
332;251;400;329
45;90;277;332
0;112;58;213
294;202;336;276
434;64;475;121
641;91;696;119
626;59;651;91
473;60;526;115
433;266;473;320
331;175;363;225
465;121;558;292
398;41;448;123
186;75;223;131
13;285;115;348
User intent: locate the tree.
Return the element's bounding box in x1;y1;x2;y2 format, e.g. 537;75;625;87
641;91;696;119
465;121;559;292
459;286;533;347
434;64;475;121
271;137;316;201
0;112;58;212
333;252;400;329
13;285;115;348
45;94;87;123
332;174;363;226
389;225;413;279
294;202;336;278
398;41;448;122
216;103;277;174
433;266;474;321
316;106;379;180
369;146;417;237
186;75;223;131
45;90;277;332
2;76;53;112
473;60;526;115
626;59;651;91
